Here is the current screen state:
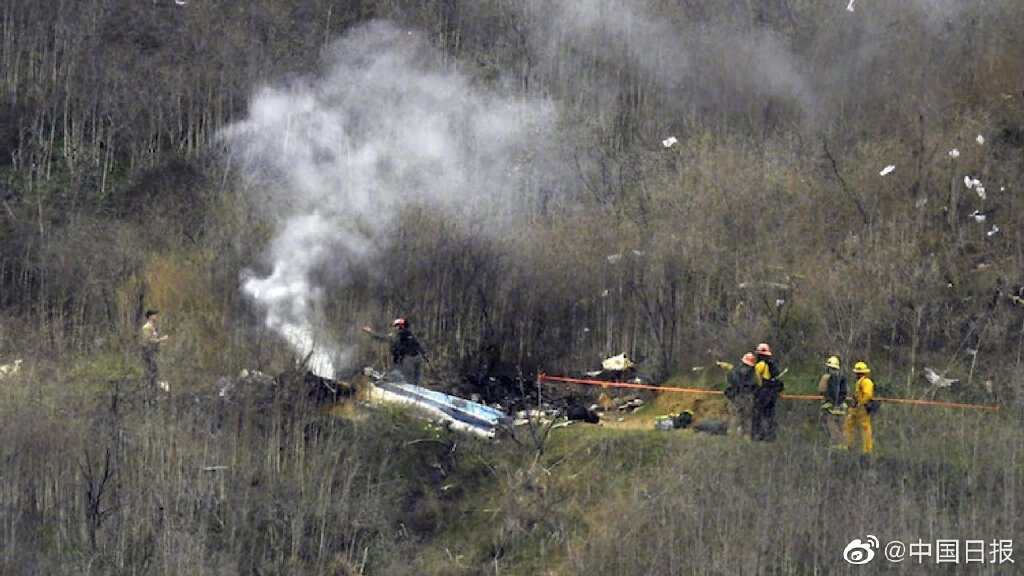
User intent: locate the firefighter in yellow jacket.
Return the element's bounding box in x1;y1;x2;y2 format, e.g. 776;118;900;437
844;361;875;454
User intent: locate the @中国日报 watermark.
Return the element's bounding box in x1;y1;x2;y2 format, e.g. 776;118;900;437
844;535;1014;565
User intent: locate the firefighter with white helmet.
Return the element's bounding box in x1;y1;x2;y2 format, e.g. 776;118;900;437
817;356;848;448
362;318;430;385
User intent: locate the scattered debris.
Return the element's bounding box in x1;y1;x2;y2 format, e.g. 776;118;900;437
606;253;623;264
774;298;786;307
654;418;675;431
662;136;678;148
984;380;994;394
948;148;960;158
914;197;929;208
201;466;228;472
738;281;791;290
691;366;704;372
365;369;510;437
566;403;600;423
923;367;958;389
618;397;644;412
976;134;985;145
847;0;855;12
976;186;986;199
987;225;999;237
654;411;693;431
601;289;610;298
969;210;987;223
964;176;982;189
602;354;634;372
158;381;170;392
879;165;896;176
965;348;978;357
0;359;22;378
631;249;645;257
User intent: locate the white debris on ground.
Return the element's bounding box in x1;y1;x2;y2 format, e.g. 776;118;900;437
923;367;958;388
514;408;559;425
948;148;960;158
775;298;786;307
217;369;275;399
602;353;634;371
0;359;22;377
976;134;985;145
662;136;678;148
158;381;170;392
879;165;895;176
914;197;928;208
847;0;855;12
606;253;623;264
976;186;986;199
987;225;999;237
969;210;987;223
964;176;982;189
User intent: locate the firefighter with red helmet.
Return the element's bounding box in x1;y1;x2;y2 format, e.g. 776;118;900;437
362;318;430;385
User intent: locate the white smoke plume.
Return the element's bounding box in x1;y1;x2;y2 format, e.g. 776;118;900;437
222;21;556;378
519;0;819;121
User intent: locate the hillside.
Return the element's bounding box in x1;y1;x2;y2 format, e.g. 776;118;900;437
1;0;1023;573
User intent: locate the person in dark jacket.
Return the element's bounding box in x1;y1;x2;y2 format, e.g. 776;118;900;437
362;318;429;385
752;342;783;441
817;356;848;448
724;353;758;438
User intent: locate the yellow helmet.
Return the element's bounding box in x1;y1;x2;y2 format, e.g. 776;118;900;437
853;361;870;374
825;356;840;370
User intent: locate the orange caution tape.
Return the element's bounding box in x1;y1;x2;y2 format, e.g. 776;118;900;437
537;373;1000;413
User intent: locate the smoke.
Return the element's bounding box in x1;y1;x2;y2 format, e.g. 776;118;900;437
519;0;820;123
222;21;556;378
516;0;1013;129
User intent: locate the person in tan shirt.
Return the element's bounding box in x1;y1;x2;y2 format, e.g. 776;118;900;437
141;310;168;393
817;356;848;449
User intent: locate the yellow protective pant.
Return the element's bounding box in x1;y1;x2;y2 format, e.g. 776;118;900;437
845;407;873;454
